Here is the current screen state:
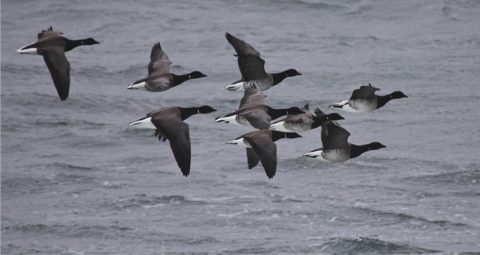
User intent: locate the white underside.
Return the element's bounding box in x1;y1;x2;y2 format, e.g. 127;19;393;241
215;115;241;125
270;122;295;133
330;100;363;113
17;41;40;54
16;47;38;54
128;117;156;129
226;137;251;148
304;150;330;162
225;81;246;91
127;81;147;90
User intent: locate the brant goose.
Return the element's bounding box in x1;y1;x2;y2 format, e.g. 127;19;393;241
227;130;301;178
129;105;216;176
127;42;206;91
16;26;99;101
270;107;344;133
304;122;386;162
239;87;267;109
329;83;407;112
215;104;304;129
224;33;301;91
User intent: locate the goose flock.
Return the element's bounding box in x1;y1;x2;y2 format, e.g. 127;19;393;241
17;27;408;179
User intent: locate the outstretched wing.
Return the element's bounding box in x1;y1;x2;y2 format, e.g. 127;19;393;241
239;88;267;109
238;55;268;81
225;33;267;81
42;47;70;101
244;131;277;179
152;117;191;176
323;122;350;150
350;84;379;100
246;148;260;169
148;42;172;75
225;32;260;56
243;110;271;129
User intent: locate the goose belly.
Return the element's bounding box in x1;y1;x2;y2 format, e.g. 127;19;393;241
349;99;377;112
283;121;310;133
270;121;296;133
321;149;350;162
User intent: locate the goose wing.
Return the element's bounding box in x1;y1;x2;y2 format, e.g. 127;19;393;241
148;42;172;75
242;109;271;129
350;85;379;100
239;88;267;109
246;148;260;169
244;130;277;179
42;46;70;101
225;32;260;56
152;117;191;176
323;122;350;150
225;33;267;81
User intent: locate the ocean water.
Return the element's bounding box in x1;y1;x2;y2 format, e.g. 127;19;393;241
1;0;480;254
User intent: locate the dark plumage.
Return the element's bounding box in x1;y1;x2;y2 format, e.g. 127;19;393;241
227;130;301;179
224;33;301;91
16;26;99;101
127;42;207;92
129;105;216;176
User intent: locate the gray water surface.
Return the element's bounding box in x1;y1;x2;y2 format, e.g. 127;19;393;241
2;0;480;254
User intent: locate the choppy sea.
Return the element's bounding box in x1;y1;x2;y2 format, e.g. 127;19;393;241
2;0;480;254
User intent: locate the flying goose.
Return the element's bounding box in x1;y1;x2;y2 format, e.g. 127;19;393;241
127;42;207;91
227;130;301;178
224;33;301;91
304;122;386;162
215;104;304;129
329;83;408;112
16;26;99;101
270;107;344;133
129;105;216;176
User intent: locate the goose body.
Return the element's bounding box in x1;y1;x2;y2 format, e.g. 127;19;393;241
227;130;301;179
224;33;301;92
271;108;344;133
330;83;407;112
16;26;99;101
129;105;216;176
127;42;206;92
304;122;386;162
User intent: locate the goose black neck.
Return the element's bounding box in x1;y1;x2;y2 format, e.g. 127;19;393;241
180;107;201;120
267;107;289;120
172;73;191;86
271;71;290;86
350;144;372;159
64;38;93;52
377;93;397;109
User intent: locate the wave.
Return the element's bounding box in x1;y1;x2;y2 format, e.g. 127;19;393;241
2;223;132;239
319;236;441;254
351;206;472;229
401;168;480;186
106;194;207;210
